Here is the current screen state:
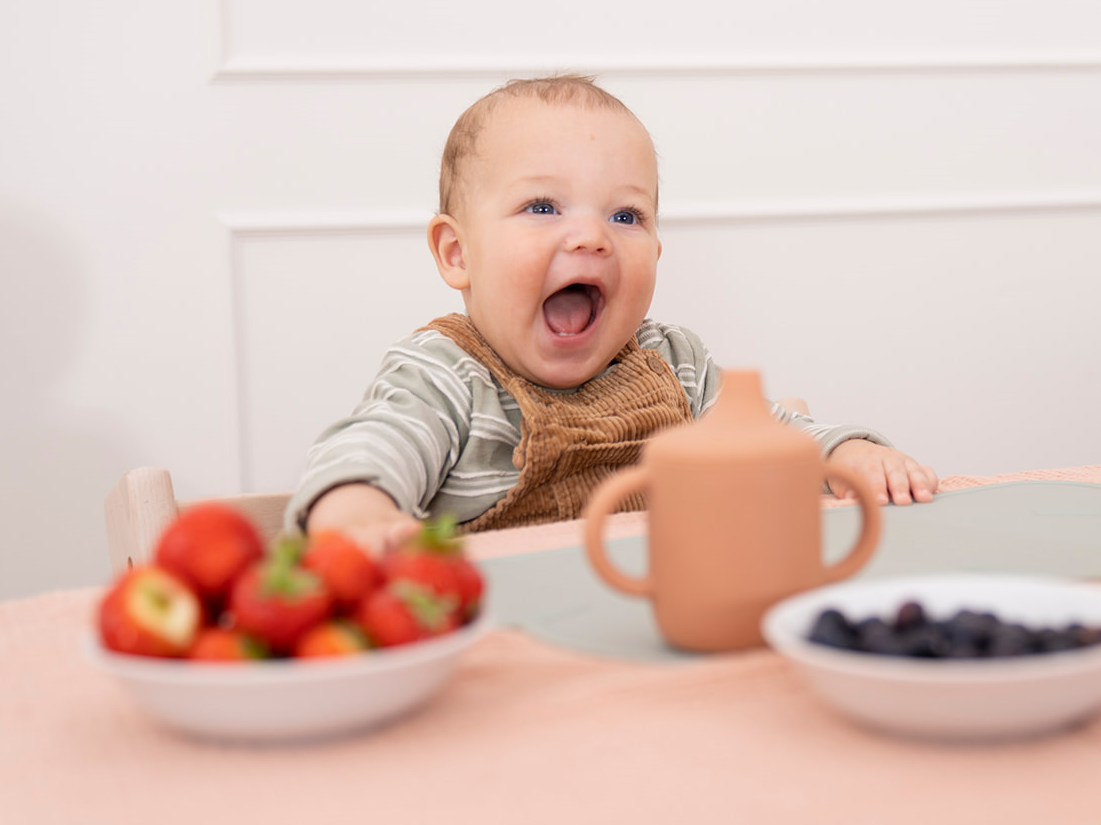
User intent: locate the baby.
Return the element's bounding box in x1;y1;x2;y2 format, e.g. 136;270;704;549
285;75;939;552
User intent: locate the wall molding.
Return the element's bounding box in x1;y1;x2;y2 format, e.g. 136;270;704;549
218;194;1101;238
660;192;1101;225
219;210;432;237
212;53;1101;83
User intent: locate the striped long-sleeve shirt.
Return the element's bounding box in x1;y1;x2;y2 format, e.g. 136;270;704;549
284;319;891;531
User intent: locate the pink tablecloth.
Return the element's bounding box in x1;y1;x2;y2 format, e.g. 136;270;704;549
3;466;1100;825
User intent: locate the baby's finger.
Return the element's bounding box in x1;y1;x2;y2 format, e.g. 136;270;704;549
910;464;939;502
382;518;422;554
829;467;888;504
885;461;915;505
829;476;854;500
331;525;384;555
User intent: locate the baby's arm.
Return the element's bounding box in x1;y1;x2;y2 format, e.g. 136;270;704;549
284;328;482;546
305;483;420;555
642;323;937;505
768;402;937;506
825;439;939;506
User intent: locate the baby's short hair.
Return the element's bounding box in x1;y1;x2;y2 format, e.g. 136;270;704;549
438;74;646;216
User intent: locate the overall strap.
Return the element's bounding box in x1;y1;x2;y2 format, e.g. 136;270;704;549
423;314;692;531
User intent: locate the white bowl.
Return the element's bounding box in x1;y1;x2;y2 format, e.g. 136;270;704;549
761;574;1101;742
83;611;491;743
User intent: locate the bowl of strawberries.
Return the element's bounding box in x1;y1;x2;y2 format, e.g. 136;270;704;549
85;505;490;743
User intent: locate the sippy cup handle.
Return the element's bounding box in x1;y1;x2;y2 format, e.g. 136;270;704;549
583;466;653;597
820;464;882;582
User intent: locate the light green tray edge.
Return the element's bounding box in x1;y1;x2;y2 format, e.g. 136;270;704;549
481;481;1101;663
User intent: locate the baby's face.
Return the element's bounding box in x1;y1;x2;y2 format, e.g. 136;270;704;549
443;98;661;389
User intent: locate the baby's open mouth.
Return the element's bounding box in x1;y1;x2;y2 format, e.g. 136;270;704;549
543;284;601;336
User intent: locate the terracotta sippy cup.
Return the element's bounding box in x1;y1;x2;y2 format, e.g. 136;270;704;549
583;370;881;653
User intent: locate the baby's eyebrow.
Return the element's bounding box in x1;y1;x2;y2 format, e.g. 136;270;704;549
510;175;561;188
618;184;655;201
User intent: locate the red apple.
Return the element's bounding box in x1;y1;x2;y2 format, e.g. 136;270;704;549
98;566;202;657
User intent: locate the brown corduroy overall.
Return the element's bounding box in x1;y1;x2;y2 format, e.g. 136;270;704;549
424;314;694;531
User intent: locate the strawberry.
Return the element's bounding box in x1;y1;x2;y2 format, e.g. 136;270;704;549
154;503;264;602
228;538;333;653
385;515;484;621
384;551;458;602
293;619;370;658
355;580;458;648
98;566;203;658
188;627;268;661
301;530;380;612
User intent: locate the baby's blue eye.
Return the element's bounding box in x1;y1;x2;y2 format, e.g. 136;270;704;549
526;201;557;215
611;209;640;225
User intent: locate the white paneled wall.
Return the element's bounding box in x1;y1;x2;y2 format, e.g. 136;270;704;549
230;224;457;490
1;0;1098;600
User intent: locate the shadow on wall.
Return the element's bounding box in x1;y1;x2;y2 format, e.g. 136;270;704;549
0;205;135;601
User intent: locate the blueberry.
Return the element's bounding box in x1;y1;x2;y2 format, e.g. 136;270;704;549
899;622;954;657
1073;625;1101;648
807;608;857;650
805;599;1101;656
987;623;1034;657
1035;628;1079;653
805;602;1101;660
948;610;1000;652
857;617;907;655
894;600;927;633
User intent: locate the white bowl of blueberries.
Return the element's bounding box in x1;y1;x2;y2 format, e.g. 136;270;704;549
761;573;1101;742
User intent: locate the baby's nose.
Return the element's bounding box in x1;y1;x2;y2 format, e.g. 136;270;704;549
565;215;612;255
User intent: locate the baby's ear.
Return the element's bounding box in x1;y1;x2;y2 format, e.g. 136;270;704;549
427;214;469;290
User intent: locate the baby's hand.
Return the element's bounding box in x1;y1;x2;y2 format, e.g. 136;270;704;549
325;517;422;559
825;440;939;506
305;483;421;556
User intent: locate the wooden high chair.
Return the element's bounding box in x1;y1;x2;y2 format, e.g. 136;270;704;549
103;467;291;576
778;397;809;417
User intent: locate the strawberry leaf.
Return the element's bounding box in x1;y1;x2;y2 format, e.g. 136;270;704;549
416;514;462;555
259;535;322;598
392;580;458;631
270;534;306;567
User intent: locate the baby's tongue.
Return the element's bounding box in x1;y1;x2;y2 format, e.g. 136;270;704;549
543;286;593;335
